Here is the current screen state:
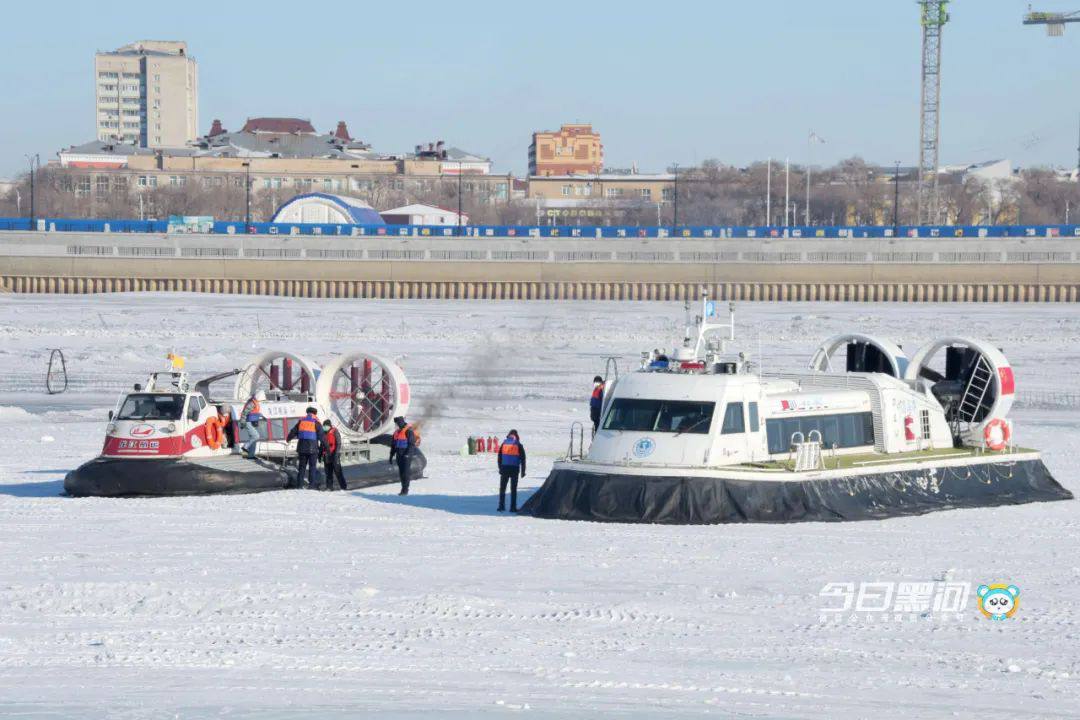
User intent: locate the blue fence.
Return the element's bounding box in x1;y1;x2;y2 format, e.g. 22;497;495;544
5;217;1080;240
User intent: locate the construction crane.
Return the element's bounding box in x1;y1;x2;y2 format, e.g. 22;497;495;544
918;1;950;225
1024;7;1080;36
1023;7;1080;173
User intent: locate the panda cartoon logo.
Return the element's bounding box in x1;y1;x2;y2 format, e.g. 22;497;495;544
977;584;1020;621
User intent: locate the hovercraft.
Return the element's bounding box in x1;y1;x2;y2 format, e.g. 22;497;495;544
64;349;426;497
523;299;1072;524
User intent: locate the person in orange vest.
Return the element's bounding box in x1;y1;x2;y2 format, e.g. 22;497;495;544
590;376;605;433
321;419;347;491
286;407;325;489
216;405;234;449
388;416;417;495
497;429;527;512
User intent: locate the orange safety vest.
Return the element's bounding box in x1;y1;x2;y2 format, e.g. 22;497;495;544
296;417;318;441
393;424;412;449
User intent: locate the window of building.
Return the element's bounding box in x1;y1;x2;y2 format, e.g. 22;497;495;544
113;176;128;191
98;72;118;79
606;187;624;198
95;176;110;195
662;187;674;201
232;177;244;188
640;188;652;199
75;176;91;197
154;135;162;144
561;184;572;196
765;412;875;455
323;178;332;191
153;74;160;81
721;402;745;434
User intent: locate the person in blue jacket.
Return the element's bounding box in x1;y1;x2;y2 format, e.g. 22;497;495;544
497;429;526;512
286;407;325;489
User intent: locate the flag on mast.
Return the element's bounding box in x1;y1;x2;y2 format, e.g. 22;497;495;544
809;130;827;144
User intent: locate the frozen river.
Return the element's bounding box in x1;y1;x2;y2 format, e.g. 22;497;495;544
0;294;1078;718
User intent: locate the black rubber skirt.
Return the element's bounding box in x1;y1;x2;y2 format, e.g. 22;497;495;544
521;458;1073;524
64;450;427;498
64;457;288;497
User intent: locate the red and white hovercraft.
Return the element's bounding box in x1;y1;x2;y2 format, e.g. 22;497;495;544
64;350;425;497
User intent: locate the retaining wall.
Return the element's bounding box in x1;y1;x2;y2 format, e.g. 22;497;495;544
2;231;1078;301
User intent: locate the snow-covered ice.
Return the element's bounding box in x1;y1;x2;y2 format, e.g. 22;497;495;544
0;294;1078;718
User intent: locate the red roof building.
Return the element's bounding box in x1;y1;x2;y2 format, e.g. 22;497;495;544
240;117;317;134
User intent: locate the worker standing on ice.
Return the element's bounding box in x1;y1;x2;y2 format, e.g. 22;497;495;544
322;419;347;491
287;406;324;489
389;416;417;495
590;375;605;433
497;429;526;512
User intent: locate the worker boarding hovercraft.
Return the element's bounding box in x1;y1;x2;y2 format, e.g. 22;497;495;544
64;350;426;497
523;299;1072;523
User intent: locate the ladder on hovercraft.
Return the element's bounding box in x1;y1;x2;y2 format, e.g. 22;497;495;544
956;354;993;435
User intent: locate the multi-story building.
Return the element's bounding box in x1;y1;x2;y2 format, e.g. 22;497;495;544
527;173;675;224
528;123;603;176
94;41;198;149
55;117;510;207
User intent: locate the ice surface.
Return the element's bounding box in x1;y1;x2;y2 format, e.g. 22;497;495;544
0;294;1078;718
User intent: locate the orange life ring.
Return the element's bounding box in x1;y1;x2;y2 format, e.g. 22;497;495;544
984;418;1010;451
205;416;224;450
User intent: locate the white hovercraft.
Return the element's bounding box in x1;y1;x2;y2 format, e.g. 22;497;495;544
64;350;425;496
523;298;1072;523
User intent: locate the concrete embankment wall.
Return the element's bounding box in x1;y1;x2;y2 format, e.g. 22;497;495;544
1;231;1078;301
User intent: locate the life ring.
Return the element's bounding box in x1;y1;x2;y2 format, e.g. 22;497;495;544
984;418;1010;451
205;416;224;450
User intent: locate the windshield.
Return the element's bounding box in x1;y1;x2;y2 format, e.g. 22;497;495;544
116;393;186;421
602;399;715;434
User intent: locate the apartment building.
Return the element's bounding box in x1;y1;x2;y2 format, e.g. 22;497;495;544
94;40;198;148
528;123;603;176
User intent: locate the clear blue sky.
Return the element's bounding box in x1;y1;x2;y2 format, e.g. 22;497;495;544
1;0;1078;177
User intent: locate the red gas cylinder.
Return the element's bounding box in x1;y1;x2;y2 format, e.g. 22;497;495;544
488;436;497;452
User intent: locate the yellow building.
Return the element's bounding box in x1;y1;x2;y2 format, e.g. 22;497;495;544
528;124;603;176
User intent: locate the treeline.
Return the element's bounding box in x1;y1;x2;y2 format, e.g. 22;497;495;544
1;157;1077;226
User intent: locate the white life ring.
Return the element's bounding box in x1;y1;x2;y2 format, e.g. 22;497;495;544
984;418;1010;451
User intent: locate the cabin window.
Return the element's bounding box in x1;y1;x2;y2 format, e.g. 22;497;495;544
721;402;745;434
920;409;931;439
748;402;760;432
603;399;715;434
765;412;874;454
116;393;185;421
186;395;205;421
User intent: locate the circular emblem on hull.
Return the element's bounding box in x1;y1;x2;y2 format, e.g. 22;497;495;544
633;437;656;459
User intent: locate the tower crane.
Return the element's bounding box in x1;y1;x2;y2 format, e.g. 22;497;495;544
1023;8;1080;172
1023;7;1080;36
918;1;949;225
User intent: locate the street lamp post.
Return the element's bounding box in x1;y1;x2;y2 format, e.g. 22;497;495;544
457;162;463;235
672;163;679;230
25;154;39;229
242;162;252;232
893;161;901;229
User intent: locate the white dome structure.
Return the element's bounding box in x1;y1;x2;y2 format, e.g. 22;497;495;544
270;193;384;225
